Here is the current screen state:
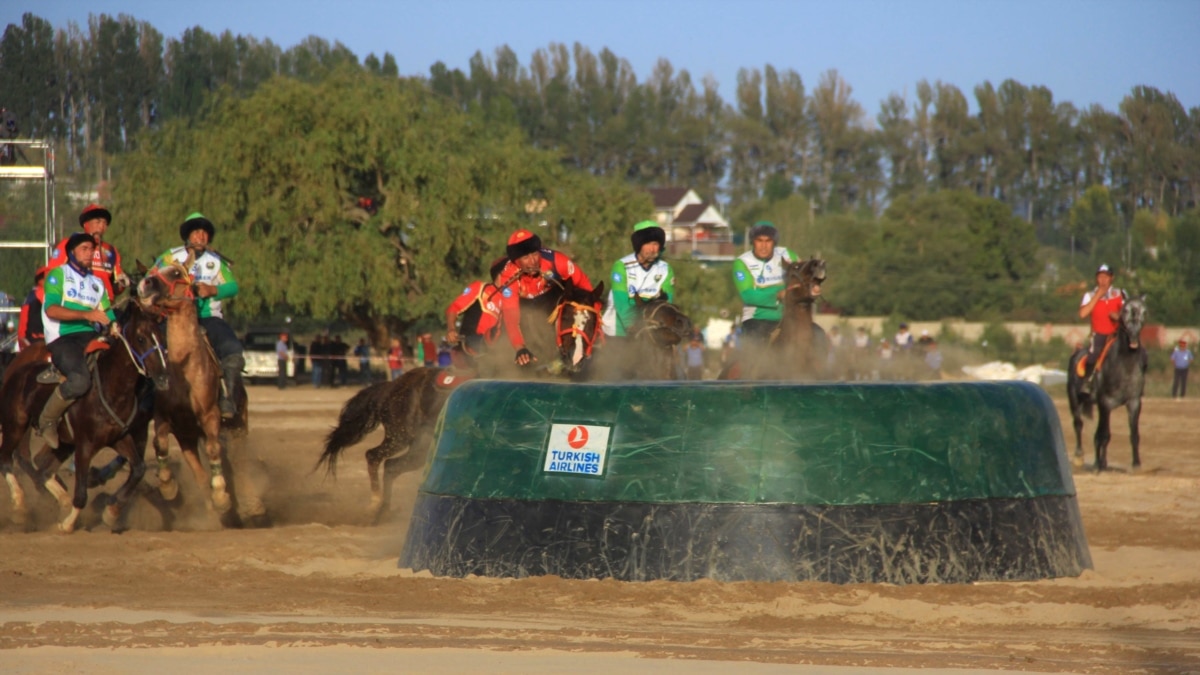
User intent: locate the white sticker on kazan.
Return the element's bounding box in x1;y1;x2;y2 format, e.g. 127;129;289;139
544;423;611;476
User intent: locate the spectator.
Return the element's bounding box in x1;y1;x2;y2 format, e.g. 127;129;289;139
720;325;739;366
354;338;372;383
387;338;404;381
275;332;290;390
1172;339;1194;400
924;338;944;379
685;333;705;380
852;326;871;380
310;334;327;388
330;335;350;387
421;333;437;367
414;335;426;368
894;323;914;355
437;339;453;367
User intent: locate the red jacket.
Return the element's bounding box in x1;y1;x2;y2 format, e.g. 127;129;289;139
48;236;125;301
445;280;503;343
1084;288;1124;335
494;249;592;350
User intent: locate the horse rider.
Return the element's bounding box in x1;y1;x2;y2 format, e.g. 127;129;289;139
1076;263;1124;380
153;212;245;420
731;221;795;345
494;228;596;367
36;233;117;449
445;256;508;365
602;220;676;337
17;265;50;349
48;203;129;302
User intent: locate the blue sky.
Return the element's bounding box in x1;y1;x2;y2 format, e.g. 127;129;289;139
14;0;1200;118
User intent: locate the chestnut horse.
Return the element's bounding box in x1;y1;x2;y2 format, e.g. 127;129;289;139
135;260;248;524
0;302;168;531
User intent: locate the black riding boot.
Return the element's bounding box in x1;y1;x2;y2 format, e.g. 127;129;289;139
219;354;245;420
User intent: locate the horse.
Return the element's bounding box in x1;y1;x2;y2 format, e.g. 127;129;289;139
721;257;828;380
594;297;693;381
317;282;607;519
135;259;250;525
1067;294;1149;471
0;301;168;531
479;280;607;381
317;367;452;521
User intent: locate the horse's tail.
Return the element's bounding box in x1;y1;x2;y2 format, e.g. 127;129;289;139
317;381;391;476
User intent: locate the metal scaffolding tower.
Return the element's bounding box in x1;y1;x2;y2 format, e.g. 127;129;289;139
1;138;57;323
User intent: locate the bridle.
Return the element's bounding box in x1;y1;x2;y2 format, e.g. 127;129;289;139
548;300;603;362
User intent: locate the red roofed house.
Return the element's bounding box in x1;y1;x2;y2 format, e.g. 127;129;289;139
647;187;734;261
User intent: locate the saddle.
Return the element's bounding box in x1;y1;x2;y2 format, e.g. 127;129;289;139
433;367;478;391
1075;335;1116;379
35;340;110;385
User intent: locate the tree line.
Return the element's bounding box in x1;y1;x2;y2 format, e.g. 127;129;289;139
1;12;1197;340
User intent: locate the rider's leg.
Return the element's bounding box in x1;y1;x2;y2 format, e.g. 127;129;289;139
200;317;245;419
37;334;92;449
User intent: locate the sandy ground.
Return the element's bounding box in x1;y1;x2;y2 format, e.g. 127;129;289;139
2;382;1199;674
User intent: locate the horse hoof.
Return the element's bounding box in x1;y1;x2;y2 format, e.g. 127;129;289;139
244;512;272;529
211;490;232;514
102;505;120;528
158;479;179;501
58;507;82;533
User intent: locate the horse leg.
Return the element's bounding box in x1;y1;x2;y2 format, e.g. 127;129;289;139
1;428;30;525
199;424;231;515
1094;405;1112;472
102;434;147;531
365;438;404;519
60;443;96;533
31;441;73;510
153;418;179;501
1127;398;1143;469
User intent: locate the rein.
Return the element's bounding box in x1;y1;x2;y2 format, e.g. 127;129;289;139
92;319;166;434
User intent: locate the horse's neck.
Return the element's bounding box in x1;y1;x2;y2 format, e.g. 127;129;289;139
782;301;815;339
165;303;207;360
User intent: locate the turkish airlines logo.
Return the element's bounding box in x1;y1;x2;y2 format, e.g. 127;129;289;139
566;425;589;449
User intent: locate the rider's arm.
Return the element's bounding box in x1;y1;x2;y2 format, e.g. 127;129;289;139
609;260;632;337
662;265;676;303
732;258;780;310
557;253;593;291
499;287;526;350
17;302;31;347
445;282;481;339
1078;290;1099;319
212;259;239;300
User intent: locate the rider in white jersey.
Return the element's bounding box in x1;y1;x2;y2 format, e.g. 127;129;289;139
602;220;676;337
731;221;794;343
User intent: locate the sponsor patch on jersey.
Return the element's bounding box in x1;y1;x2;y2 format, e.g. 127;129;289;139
735;271;746;282
612;271;622;282
206;261;216;270
48;276;59;286
461;286;471;295
67;288;78;298
502;288;513;298
543;423;611;476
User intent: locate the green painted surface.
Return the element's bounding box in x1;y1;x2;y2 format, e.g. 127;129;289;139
424;380;1075;505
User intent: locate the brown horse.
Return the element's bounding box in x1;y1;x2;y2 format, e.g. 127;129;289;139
318;283;607;519
317;367;454;521
0;302;168;531
136;260;248;525
593;297;693;381
721;257;828;380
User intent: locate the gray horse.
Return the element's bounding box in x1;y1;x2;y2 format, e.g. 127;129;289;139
1067;294;1149;471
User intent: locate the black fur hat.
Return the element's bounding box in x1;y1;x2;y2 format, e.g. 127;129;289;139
180;212;216;243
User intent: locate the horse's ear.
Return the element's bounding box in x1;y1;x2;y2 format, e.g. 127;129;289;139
136;259;149;274
593;281;606;306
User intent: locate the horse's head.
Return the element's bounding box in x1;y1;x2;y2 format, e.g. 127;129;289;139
137;258;194;314
784;257;827;304
634;296;693;348
1119;293;1148;350
552;281;606;370
117;300;170;392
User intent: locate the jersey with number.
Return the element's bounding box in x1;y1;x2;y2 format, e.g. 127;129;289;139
41;263;114;343
732;246;793;322
155;246;239;319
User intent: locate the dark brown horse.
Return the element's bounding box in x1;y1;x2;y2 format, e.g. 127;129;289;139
317;367;454;521
1067;294;1148;471
721;257;828;380
136;260;248;524
0;302;168;531
594;297;693;381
